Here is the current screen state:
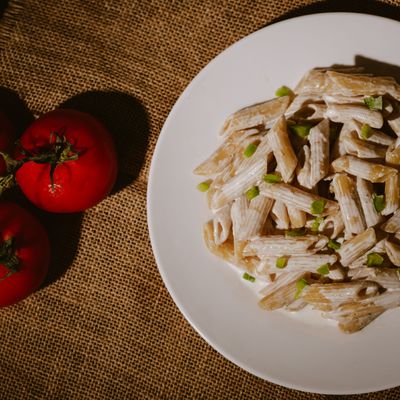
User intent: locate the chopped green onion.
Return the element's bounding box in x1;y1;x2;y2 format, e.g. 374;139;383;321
317;263;330;275
285;228;306;237
360;123;372;140
245;186;259;200
310;199;326;215
263;173;282;184
367;252;384;267
276;256;288;269
294;278;309;299
364;96;383;111
197;179;212;192
328;239;341;251
242;272;255;282
311;217;324;232
275;85;293;97
373;194;385;213
243;142;258;158
289;124;312;139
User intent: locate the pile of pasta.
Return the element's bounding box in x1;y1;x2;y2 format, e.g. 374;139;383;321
194;67;400;333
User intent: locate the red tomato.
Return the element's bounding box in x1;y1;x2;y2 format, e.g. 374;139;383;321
0;202;50;307
15;109;117;212
0;111;15;176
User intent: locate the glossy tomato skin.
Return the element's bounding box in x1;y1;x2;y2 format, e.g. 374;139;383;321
16;109;118;213
0;202;50;307
0;111;15;176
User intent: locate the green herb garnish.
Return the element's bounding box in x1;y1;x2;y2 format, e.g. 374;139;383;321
242;272;256;282
327;239;341;251
310;199;326;215
360;123;372;140
245;186;259;200
373;194;385;213
317;263;330;275
263;173;282;184
366;252;384;267
276;256;288;269
243;142;258;158
197;179;212;192
294;278;309;299
275;85;293;97
311;217;324;232
289;124;312;139
364;96;383;111
285;228;306;237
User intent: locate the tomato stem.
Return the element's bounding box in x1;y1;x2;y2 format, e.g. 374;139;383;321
0;237;19;281
0;131;80;195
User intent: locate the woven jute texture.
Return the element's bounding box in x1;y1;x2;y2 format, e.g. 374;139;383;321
1;1;400;399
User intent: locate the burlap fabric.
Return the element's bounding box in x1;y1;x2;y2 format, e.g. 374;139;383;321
1;1;400;399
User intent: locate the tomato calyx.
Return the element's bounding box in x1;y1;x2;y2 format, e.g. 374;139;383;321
0;131;80;193
0;237;19;281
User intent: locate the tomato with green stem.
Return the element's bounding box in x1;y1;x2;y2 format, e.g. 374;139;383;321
0;202;50;307
13;109;118;213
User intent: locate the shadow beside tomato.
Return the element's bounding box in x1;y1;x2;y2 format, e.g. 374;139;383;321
59;90;150;194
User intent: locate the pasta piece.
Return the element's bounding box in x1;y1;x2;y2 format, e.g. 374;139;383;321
213;205;232;245
297;145;312;189
385;240;400;267
352;120;395;146
381;209;400;233
343;131;387;159
231;195;248;259
203;221;257;273
356;178;383;227
258;271;308;310
302;281;381;311
265;254;337;274
271;200;290;230
210;158;267;210
325;104;383;128
238;195;274;240
259;182;339;216
325;70;400;101
243;234;328;257
383;173;399;216
306;104;327;120
284;94;322;118
331;174;365;235
332;155;397;183
194;128;259;175
294;69;327;95
338;227;376;266
287;206;307;229
220;96;290;137
331;122;353;160
309;118;330;187
268;116;298;182
349;238;387;268
320;212;345;238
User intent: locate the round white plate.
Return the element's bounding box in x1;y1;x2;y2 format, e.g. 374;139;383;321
148;13;400;394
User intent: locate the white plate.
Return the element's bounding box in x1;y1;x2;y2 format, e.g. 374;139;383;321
148;13;400;394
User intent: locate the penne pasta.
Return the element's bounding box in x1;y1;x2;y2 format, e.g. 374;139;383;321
260;182;339;216
356;178;383;227
268;116;298;182
243;234;329;257
331;174;365;235
220;96;290;137
338;227;376;266
309;118;330;187
197;67;400;333
332;155;397;183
